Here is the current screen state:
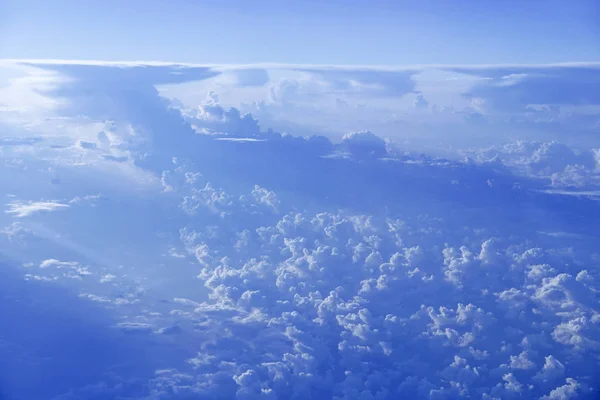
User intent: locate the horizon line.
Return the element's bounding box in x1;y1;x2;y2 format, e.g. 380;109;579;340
2;58;600;71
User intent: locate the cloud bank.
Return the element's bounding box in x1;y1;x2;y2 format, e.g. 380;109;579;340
0;59;599;399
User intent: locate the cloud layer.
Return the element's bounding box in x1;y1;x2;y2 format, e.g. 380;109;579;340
0;60;599;399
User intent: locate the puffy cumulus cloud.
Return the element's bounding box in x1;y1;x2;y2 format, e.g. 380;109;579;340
464;140;600;190
340;131;388;159
73;152;593;398
135;181;599;399
159;158;283;220
6;177;600;398
183;92;262;138
251;185;280;212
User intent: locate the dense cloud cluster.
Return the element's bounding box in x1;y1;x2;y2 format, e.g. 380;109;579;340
128;162;599;399
183;92;262;138
465;141;600;190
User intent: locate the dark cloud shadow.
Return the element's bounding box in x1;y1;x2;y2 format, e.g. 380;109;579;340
0;257;151;399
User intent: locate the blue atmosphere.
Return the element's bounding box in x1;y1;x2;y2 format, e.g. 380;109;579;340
1;2;600;399
2;0;600;64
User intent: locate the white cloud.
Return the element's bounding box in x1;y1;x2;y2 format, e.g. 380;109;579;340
0;64;69;122
463;140;600;191
6;200;69;217
0;221;30;240
1;59;600;399
40;259;79;268
251;185;280;212
541;378;582;399
341;130;388;159
6;60;600;154
99;274;117;283
130;178;597;398
267;79;300;104
183;91;262;138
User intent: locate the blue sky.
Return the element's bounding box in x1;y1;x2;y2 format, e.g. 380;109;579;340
2;0;599;64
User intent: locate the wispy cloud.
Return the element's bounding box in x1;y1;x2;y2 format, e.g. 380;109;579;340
6;201;69;217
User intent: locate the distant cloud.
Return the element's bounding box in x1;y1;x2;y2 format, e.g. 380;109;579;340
341;130;388;159
463;140;600;190
1;59;599;398
76;140;98;150
157;180;599;399
5;60;600;151
221;68;270;87
267;79;300;104
414;93;429;109
6;200;69;217
447;65;600;111
185;92;262;137
0;136;44;146
296;67;420;97
68;194;103;204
